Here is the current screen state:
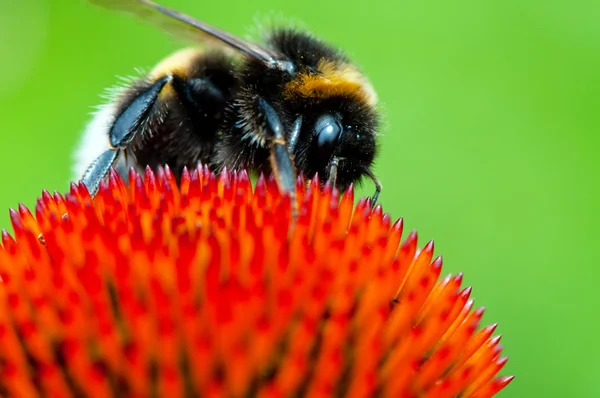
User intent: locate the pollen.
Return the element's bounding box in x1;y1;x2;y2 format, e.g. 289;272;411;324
0;166;512;397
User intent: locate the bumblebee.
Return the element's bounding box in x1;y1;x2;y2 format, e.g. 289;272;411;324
75;0;382;207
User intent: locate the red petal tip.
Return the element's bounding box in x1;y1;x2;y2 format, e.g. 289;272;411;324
77;181;89;193
68;181;78;194
238;169;249;182
392;217;403;231
423;240;434;253
181;167;191;183
311;173;320;187
109;167;120;180
496;356;509;367
342;184;355;202
373;204;383;217
489;335;502;345
128;166;138;179
460;286;473;300
498;375;515;387
382;213;391;224
407;230;418;242
473;306;486;318
219;168;231;185
8;208;20;223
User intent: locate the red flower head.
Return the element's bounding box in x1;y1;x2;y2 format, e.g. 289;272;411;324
0;166;513;397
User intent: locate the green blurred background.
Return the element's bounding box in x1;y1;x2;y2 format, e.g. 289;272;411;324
1;0;599;396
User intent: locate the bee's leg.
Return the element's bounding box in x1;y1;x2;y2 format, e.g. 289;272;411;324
257;97;300;219
109;76;172;148
363;167;382;206
81;76;171;196
327;156;340;187
287;115;303;153
258;98;297;197
81;148;121;196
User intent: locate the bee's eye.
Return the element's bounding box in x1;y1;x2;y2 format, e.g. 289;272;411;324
313;113;342;162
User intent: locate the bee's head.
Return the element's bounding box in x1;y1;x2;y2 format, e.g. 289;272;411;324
278;57;379;191
287;95;379;192
237;28;381;193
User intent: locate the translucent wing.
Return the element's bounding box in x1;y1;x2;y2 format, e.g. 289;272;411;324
89;0;291;70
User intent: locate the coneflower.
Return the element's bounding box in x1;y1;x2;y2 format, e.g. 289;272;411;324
0;166;513;397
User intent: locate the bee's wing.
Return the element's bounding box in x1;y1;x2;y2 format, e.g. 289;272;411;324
89;0;287;69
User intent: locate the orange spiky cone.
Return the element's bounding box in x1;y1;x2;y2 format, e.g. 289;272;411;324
0;166;513;397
